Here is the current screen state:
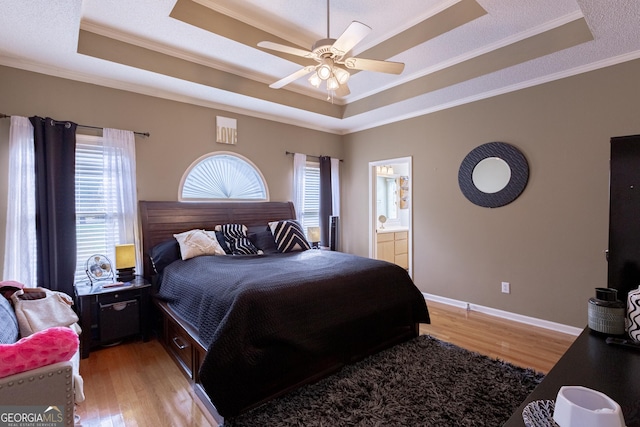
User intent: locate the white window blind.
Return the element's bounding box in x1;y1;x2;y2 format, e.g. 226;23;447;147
74;135;119;284
300;162;320;232
180;152;268;201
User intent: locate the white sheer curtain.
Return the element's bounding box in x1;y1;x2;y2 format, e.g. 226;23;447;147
3;117;37;285
292;153;306;221
331;157;340;218
102;128;141;274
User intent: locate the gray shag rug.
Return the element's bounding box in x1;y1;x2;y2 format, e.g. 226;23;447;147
225;334;543;426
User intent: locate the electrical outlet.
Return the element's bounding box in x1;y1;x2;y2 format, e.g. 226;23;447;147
501;281;510;294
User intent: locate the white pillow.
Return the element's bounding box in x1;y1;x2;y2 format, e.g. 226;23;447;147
173;229;226;260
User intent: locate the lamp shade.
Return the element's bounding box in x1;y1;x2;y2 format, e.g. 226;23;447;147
115;244;136;269
326;76;339;91
333;66;350;84
307;227;321;243
308;72;322;88
317;59;333;80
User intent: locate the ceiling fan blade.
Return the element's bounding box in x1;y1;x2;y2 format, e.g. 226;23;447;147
343;57;405;74
258;41;316;59
335;83;350;97
269;66;316;89
330;21;371;58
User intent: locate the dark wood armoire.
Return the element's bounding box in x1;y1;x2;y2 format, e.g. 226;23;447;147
608;134;640;300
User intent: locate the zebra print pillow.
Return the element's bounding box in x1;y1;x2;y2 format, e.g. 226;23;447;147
215;224;262;255
215;223;247;240
230;237;262;255
268;220;311;253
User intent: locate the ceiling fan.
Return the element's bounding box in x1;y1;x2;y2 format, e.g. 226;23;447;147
257;0;405;99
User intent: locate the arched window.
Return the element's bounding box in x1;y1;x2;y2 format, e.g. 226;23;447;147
179;152;269;201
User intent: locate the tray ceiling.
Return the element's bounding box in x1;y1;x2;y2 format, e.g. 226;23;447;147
1;0;639;134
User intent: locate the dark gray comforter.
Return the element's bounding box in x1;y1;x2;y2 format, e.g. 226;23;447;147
157;250;430;416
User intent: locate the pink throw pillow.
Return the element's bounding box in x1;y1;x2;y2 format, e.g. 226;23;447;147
0;326;78;378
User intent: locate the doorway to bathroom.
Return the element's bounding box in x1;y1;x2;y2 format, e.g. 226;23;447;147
368;156;412;277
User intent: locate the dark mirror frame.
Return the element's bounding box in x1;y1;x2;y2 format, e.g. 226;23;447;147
458;142;529;208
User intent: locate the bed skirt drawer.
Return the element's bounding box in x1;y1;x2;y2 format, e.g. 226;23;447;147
167;320;194;379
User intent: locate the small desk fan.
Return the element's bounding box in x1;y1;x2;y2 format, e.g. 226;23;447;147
85;254;115;286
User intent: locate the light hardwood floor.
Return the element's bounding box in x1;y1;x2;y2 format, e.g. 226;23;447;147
420;301;577;373
75;301;576;426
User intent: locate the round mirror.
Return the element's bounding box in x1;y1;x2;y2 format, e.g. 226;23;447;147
458;142;529;208
472;157;511;193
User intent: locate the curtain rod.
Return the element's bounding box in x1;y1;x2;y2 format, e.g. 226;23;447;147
0;113;150;137
285;151;343;162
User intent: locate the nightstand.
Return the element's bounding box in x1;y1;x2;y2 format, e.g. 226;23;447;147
74;276;151;359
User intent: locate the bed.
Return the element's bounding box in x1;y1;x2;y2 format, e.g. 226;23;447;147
140;201;430;421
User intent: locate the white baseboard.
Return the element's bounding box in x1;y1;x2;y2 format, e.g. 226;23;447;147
423;293;583;337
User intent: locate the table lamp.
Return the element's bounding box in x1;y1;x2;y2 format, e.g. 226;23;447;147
115;243;136;282
307;227;321;248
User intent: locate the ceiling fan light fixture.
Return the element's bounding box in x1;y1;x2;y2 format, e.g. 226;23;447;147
326;76;339;91
308;72;322;88
258;0;403;101
317;58;333;80
333;66;350;84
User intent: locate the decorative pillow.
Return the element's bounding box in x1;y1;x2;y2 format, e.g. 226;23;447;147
0;295;19;345
215;224;248;240
248;230;279;254
215;224;259;255
215;231;232;254
150;239;181;274
0;326;78;379
173;229;226;260
247;225;269;235
229;237;262;255
268;220;311;253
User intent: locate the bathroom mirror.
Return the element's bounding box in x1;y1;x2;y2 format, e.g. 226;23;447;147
459;142;529;208
376;176;398;220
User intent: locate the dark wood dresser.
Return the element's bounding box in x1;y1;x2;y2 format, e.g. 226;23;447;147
504;327;640;426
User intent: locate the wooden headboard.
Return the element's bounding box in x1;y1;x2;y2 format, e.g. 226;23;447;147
139;201;296;280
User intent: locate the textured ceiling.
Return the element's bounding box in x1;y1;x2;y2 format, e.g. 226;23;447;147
1;0;639;134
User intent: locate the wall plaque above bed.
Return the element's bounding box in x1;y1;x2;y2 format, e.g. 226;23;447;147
216;116;237;145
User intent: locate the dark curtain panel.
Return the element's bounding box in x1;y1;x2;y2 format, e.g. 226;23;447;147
30;116;77;296
319;156;333;247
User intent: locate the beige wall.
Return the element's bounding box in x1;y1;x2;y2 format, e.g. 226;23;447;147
2;59;640;328
0;65;342;278
342;58;640;328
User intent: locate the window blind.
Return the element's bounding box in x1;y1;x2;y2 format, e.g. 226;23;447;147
74;136;119;284
181;153;267;200
300;163;320;232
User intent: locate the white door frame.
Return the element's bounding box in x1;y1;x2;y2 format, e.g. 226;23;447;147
368;156;412;277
